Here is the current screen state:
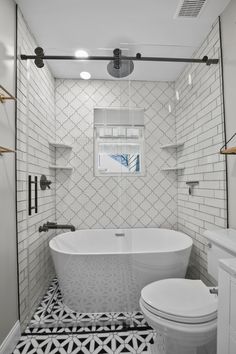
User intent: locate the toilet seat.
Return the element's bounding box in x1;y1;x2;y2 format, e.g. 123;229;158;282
141;279;217;324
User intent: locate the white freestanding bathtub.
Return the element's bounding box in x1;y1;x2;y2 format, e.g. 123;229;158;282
49;228;192;314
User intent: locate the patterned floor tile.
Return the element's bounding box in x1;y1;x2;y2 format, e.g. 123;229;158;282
13;331;155;354
13;278;155;353
25;278;151;334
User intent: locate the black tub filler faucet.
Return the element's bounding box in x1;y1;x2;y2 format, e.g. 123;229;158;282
39;222;76;233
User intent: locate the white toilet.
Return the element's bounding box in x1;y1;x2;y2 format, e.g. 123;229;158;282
140;229;236;354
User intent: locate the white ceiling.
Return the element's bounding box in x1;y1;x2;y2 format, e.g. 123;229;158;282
16;0;231;81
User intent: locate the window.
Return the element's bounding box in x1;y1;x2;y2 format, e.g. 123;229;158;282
94;108;145;176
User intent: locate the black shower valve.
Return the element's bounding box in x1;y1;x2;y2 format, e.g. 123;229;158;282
40;175;52;190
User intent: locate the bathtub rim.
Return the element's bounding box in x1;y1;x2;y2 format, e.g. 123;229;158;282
49;228;193;256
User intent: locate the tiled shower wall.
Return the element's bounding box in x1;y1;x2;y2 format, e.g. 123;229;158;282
55;80;178;229
17;10;56;326
175;20;227;284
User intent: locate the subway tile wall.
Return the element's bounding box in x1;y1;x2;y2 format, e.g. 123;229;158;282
175;20;227;285
55;80;178;230
17;10;56;327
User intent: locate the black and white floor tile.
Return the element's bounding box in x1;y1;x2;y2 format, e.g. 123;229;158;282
13;331;155;354
24;278;151;333
13;278;155;353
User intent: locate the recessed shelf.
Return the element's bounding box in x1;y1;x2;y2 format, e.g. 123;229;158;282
161;166;185;171
0;146;15;155
49;142;72;149
49;165;73;171
160;142;184;149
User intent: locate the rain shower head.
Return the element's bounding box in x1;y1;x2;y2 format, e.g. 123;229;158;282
107;48;134;78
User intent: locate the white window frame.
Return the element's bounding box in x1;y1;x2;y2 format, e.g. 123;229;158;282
94;125;145;177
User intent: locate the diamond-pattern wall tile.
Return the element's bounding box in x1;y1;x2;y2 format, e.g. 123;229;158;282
55;80;177;230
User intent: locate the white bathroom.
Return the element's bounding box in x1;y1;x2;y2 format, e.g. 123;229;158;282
0;0;236;353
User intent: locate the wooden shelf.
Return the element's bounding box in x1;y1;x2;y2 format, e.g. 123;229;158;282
0;85;16;103
49;142;72;149
220;132;236;155
0;146;15;155
160;142;184;149
220;147;236;155
49;165;73;171
161;166;185;171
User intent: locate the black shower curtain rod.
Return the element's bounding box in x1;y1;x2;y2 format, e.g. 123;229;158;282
20;51;219;65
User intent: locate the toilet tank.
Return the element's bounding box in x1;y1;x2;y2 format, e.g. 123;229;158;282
204;229;236;281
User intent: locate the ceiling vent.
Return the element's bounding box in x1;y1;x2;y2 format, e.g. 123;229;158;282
175;0;207;18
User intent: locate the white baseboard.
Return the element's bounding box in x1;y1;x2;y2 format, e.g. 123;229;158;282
0;321;21;354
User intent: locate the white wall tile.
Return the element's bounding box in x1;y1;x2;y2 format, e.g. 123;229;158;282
17;10;56;327
176;20;227;284
55;80;178;230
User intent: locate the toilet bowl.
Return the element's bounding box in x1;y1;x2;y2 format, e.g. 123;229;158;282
140;278;217;354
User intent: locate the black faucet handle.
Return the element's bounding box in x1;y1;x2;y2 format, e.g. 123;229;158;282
47;180;52;189
46;221;57;226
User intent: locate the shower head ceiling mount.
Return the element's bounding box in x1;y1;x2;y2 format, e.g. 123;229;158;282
107;48;134;78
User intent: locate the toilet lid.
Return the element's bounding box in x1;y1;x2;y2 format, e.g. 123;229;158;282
141;279;217;324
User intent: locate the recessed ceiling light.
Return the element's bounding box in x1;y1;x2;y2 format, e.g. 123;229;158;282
75;50;89;58
80;71;91;80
